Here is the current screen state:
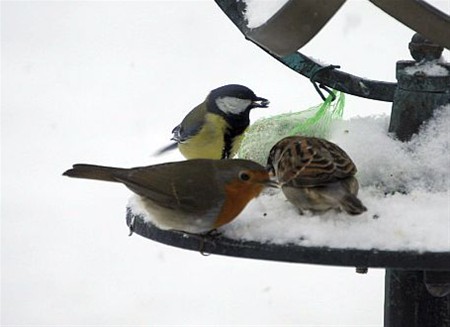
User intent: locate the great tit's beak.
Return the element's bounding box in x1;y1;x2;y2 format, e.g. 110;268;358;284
251;96;269;108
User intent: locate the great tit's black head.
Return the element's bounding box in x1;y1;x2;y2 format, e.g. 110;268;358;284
208;84;269;116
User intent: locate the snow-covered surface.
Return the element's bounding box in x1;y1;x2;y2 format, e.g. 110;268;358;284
129;106;450;252
404;61;449;76
3;1;450;326
244;0;289;28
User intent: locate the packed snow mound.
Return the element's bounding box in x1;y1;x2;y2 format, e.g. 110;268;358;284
330;106;449;194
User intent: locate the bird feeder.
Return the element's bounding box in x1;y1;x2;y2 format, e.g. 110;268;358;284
127;1;450;326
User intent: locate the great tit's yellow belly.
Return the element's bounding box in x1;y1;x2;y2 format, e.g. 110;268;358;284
178;113;244;159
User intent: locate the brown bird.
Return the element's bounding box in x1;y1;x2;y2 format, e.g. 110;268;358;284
267;135;367;215
63;159;276;234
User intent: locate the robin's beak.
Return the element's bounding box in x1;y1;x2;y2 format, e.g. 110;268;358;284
251;97;269;108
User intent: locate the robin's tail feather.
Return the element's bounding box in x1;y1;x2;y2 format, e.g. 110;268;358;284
340;194;367;215
63;164;126;182
154;142;178;156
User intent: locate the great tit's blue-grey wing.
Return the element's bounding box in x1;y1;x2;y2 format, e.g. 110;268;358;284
154;103;207;155
171;103;207;143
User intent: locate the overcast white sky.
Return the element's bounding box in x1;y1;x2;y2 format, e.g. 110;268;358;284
2;1;449;326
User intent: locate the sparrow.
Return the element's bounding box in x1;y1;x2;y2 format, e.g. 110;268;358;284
267;135;367;215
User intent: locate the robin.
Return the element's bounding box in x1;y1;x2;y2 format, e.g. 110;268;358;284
267;135;367;215
63;159;277;234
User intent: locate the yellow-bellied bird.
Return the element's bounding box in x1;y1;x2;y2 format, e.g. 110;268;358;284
157;84;269;159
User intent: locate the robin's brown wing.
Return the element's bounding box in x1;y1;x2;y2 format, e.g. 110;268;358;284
275;136;357;187
112;159;225;213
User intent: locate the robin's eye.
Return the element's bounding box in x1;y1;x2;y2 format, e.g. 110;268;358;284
239;172;251;181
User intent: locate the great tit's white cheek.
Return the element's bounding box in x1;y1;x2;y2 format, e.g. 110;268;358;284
215;96;252;115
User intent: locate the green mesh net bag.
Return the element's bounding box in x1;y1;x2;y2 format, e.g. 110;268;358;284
238;90;345;165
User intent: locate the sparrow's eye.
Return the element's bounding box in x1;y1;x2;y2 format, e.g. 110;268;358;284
239;171;251;181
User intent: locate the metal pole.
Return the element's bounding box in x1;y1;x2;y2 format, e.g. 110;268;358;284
384;270;450;327
385;33;450;327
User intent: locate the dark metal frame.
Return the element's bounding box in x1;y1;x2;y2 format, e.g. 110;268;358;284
215;0;398;102
214;0;449;103
127;210;450;271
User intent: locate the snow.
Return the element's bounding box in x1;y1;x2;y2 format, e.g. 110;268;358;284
404;61;449;76
130;188;449;252
333;108;450;194
129;106;450;252
244;0;289;28
224;188;449;250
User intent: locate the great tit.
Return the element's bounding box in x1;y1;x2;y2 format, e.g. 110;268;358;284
157;84;269;159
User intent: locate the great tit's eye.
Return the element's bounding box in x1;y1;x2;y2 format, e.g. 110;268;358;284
239;171;251;181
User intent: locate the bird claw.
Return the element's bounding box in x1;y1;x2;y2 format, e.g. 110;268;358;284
199;229;221;256
172;229;222;255
128;215;136;236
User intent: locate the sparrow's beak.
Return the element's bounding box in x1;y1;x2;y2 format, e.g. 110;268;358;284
251;96;269;108
263;178;279;188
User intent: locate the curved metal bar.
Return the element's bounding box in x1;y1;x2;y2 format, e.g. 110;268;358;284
281;52;396;101
247;0;346;56
214;0;397;102
126;210;450;271
369;0;450;50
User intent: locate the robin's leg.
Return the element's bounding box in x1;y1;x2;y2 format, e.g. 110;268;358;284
171;229;222;255
128;215;136;236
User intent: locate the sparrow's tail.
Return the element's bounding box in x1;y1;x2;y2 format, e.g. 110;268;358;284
63;164;126;182
341;194;367;215
154;142;178;156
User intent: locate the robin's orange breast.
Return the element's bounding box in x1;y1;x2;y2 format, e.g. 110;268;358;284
213;179;265;229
